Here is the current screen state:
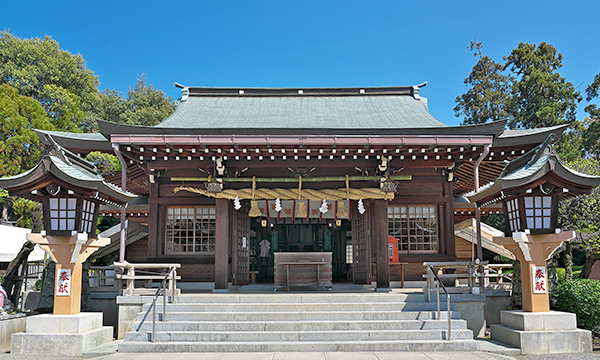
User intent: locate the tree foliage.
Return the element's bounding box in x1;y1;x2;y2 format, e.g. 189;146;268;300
89;75;174;129
582;73;600;156
456;41;586;160
558;158;600;278
85;151;121;176
0;31;99;132
504;42;581;129
558;158;600;236
553;279;600;336
0;84;55;177
0;32;174;234
454;39;511;125
456;41;581;129
0;189;38;228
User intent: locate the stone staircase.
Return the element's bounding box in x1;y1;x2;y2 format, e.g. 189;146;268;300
118;292;479;352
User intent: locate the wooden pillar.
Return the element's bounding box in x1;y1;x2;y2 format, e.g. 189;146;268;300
494;231;574;312
372;199;390;289
147;183;159;257
443;180;455;256
53;263;82;315
27;233;109;315
214;198;230;290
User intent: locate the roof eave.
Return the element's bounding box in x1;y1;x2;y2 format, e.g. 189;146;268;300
494;125;569;148
98;119;507;138
34;129;112;153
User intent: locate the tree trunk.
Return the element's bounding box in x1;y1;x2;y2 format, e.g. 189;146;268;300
36;261;55;313
1;240;35;305
547;259;558;305
511;260;522;309
579;250;600;279
81;260;91;310
31;203;43;233
564;241;573;281
1;204;8;223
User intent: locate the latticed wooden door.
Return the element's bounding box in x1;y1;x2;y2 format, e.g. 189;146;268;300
351;200;371;285
231;201;250;285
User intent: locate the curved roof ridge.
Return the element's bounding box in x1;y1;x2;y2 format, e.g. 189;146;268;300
173;82;428;95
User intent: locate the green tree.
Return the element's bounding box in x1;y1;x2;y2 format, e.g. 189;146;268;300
89;75;174;128
558;158;600;278
454;39;511;125
582;73;600;156
0;84;55;177
121;75;175;126
0;189;38;228
0;31;99;132
504;42;581;129
85;151;121;176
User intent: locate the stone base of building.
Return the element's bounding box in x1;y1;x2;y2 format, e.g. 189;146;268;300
10;312;112;356
491;310;592;354
1;313;26;353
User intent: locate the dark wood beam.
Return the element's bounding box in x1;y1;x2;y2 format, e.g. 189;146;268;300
372;199;390;289
142;158;456;170
214;198;230;290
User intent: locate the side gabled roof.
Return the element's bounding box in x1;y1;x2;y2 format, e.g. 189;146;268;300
0;135;136;204
157;83;446;130
466;136;600;205
96;82;504;137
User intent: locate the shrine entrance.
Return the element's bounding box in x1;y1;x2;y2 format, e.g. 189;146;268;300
249;218;353;283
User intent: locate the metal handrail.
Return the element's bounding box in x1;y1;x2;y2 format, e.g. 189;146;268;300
426;265;452;341
135;266;178;342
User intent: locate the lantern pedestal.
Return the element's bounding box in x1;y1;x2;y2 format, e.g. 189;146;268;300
10;313;112;356
26;233;110;315
10;233;113;356
490;231;592;354
491;311;592;354
494;231;574;312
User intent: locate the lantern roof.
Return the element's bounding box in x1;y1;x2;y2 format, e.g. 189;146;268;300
466;135;600;206
0;134;136;205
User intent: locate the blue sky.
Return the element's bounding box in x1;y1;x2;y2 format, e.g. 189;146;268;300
1;0;599;126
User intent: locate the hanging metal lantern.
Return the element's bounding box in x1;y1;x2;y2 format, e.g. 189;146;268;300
204;176;223;193
380;174;398;193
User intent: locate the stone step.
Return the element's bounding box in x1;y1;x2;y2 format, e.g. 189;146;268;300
132;319;468;332
137;309;459;322
141;301;454;313
174;293;427;303
118;339;480;352
125;329;474;342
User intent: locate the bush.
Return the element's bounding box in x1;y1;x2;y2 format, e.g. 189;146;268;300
34;279;42;291
553;279;600;336
556;267;566;284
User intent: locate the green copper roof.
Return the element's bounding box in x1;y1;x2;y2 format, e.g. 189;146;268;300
155;84;447;130
0;137;136;203
466;139;600;205
33;129;112;153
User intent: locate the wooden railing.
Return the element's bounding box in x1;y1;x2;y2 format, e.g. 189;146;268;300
113;262;181;296
484;264;514;285
89;266;119;293
423;261;513;294
26;262;44;280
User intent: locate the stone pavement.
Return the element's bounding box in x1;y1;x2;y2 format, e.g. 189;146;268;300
3;350;600;360
0;351;517;360
514;355;600;360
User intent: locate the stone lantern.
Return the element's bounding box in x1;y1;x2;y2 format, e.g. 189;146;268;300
0;137;135;356
467;137;600;354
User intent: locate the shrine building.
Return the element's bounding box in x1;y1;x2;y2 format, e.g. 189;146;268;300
11;82;570;291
